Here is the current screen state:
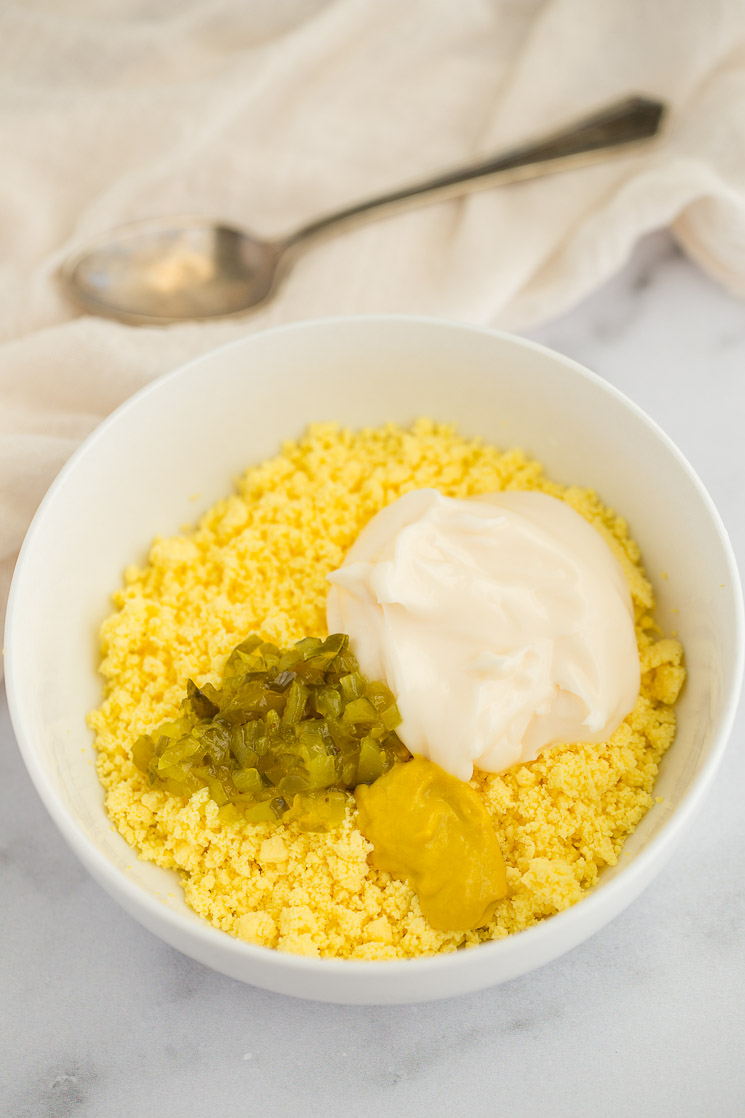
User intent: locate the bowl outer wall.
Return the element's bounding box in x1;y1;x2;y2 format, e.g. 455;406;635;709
5;315;744;1004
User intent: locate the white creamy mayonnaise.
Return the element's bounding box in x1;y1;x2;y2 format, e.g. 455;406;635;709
326;488;640;781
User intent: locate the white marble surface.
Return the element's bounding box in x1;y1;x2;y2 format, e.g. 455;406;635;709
2;231;744;1118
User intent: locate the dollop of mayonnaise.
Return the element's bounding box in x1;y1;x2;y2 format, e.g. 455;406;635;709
326;488;640;781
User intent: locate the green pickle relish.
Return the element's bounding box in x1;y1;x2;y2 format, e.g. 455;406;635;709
132;633;410;832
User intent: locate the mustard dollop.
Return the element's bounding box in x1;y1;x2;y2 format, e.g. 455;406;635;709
355;756;507;931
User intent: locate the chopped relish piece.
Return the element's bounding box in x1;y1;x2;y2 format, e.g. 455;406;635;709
131;633;409;832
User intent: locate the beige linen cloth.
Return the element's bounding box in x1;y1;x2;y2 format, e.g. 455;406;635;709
3;0;745;648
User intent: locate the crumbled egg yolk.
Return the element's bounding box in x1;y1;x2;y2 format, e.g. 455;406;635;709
89;420;685;960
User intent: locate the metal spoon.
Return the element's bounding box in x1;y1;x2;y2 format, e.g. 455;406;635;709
61;95;665;325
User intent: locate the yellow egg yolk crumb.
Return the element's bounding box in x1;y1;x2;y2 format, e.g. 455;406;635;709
88;420;685;960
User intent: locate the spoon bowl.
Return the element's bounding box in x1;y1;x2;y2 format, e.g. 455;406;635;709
63;217;280;325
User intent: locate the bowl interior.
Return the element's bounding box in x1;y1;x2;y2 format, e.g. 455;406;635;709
6;317;741;997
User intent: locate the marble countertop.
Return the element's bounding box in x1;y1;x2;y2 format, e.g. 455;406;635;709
3;232;744;1118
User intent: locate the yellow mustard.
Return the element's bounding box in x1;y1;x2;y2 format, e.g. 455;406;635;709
355;755;508;931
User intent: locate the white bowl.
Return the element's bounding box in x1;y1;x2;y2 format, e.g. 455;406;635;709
6;316;743;1004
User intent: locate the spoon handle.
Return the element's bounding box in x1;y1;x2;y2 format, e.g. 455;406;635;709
282;95;665;251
